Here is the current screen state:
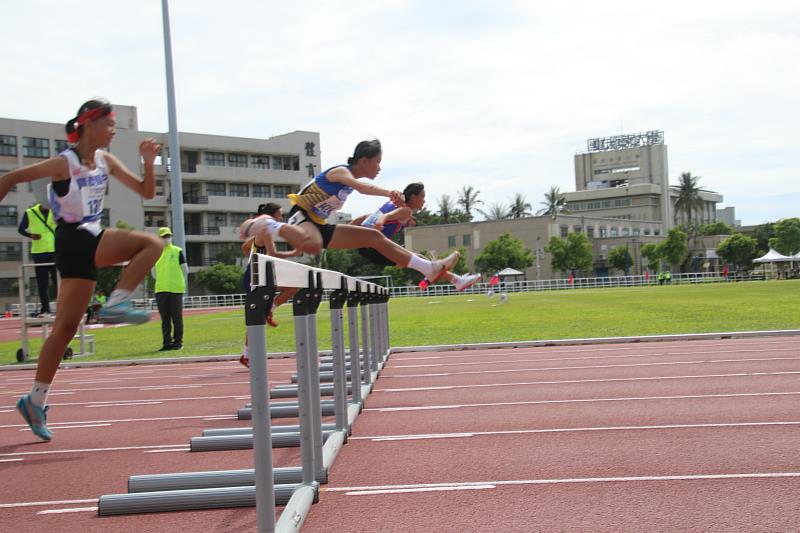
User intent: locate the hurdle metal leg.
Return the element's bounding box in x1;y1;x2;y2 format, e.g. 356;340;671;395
347;286;363;406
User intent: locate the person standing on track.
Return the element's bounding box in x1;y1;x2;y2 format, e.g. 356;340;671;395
18;202;59;316
0;98;164;441
239;139;460;281
152;226;188;351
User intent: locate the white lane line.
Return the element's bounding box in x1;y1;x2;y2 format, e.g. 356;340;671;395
37;506;98;515
2;395;247;410
383;356;800;379
376;371;800;393
0;443;188;457
86;402;163;408
0;409;14;413
0;498;97;509
0;413;232;431
68;380;120;385
139;385;202;390
351;421;800;442
46;392;75;396
145;448;190;453
391;340;793;361
368;391;800;412
346;485;495;496
324;472;800;495
391;347;800;369
21;424;111;431
7;380;251;395
0;458;23;463
203;416;237;421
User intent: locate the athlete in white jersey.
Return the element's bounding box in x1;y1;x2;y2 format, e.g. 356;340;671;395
0;98;165;442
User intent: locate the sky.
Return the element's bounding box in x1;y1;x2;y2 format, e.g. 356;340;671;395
3;0;799;226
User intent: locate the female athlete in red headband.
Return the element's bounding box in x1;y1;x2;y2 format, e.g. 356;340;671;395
0;98;165;441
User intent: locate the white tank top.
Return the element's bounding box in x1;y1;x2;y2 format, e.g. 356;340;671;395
48;149;109;227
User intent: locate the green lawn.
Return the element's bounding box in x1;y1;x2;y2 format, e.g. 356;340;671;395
2;280;798;366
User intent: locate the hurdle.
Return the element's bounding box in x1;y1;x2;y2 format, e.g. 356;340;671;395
98;254;390;533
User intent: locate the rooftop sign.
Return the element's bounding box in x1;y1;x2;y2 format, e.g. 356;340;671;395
587;130;664;152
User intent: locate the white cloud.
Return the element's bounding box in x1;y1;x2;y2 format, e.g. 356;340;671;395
2;0;798;225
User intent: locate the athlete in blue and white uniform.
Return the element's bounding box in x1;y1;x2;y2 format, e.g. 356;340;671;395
0;99;165;441
240;139;461;283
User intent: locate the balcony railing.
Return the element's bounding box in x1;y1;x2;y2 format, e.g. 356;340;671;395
185;225;221;236
182;194;208;204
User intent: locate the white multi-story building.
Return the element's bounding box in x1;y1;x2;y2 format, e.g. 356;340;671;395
0;105;320;303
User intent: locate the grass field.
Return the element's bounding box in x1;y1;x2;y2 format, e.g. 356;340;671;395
1;280;798;366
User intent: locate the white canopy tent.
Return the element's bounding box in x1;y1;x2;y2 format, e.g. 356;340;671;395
753;248;793;263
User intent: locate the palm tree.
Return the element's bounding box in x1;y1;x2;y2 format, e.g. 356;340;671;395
671;172;710;227
457;185;482;221
437;194;456;223
536;186;570;216
477;202;509;221
508;193;533;219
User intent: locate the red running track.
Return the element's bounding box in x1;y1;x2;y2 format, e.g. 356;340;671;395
1;335;799;532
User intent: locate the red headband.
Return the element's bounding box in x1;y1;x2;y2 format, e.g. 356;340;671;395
66;108;116;143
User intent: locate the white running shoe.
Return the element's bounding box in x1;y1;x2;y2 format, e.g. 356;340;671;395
453;273;481;292
430;251;461;283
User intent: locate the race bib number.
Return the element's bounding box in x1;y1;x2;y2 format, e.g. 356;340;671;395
79;178;107;219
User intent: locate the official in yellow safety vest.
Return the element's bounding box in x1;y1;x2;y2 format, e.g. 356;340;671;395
18;203;58;316
151;227;188;350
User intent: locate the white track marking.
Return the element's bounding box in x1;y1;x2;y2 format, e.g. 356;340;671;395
37;506;98;515
2;394;248;410
139;385;202;390
346;485;495;495
324;472;800;495
369;391;800;412
0;458;23;463
0;413;233;431
0;499;97;509
68;380;119;385
375;371;800;393
390;347;799;369
21;424;111;431
85;402;162;408
351;421;800;442
145;447;190;453
384;356;800;379
0;443;188;457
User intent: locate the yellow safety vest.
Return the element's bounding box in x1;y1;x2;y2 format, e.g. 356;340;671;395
154;244;186;294
26;204;56;254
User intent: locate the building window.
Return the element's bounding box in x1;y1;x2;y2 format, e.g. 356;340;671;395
560;225;569;238
632;228;641;236
101;209;110;227
586;226;595;239
610;227;619;237
251;155;269;169
272;184;293;198
155;179;165;196
204;151;225;166
0;242;22;262
271;155;300;171
463;234;471;246
207;212;227;227
644;228;651;236
229;213;249;227
229;183;249;197
253;184;271;198
144;211;166;228
654;229;661;236
206;182;226;196
0;206;18;226
305;142;316;156
622;227;630;237
22;137;49;158
0;135;17;156
574;225;582;233
275;241;290;252
228;153;248;168
599;226;607;238
54;139;69;153
447;235;456;248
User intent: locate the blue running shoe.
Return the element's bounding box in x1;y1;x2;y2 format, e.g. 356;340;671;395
98;300;151;324
17;394;52;441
